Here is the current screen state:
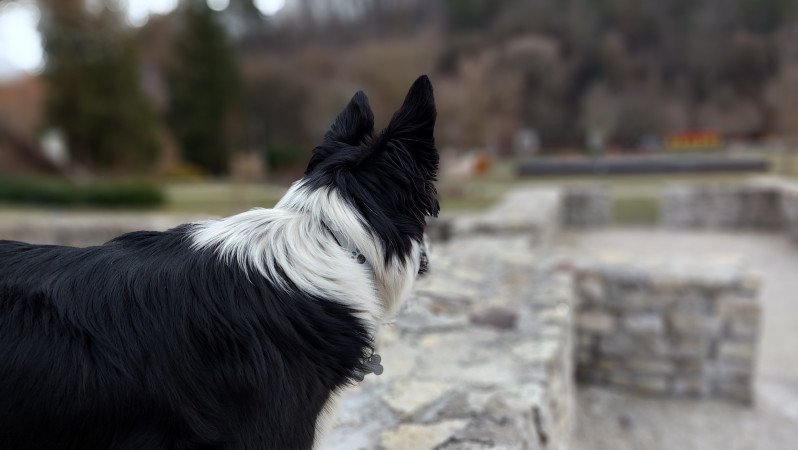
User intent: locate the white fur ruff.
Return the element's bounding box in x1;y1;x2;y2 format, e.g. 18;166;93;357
189;181;422;330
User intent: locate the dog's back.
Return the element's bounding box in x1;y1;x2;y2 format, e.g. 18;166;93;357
0;75;439;449
0;229;369;449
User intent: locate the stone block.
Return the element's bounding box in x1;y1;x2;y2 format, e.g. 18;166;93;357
596;357;621;373
469;307;519;330
577;274;605;305
710;361;753;380
621;291;655;310
577;333;595;349
563;186;611;228
383;380;453;419
577;350;593;366
380;420;468;450
671;357;704;375
718;341;756;363
599;334;636;356
511;341;559;364
738;274;762;297
670;313;723;337
627;358;675;376
608;371;635;389
672;375;711;398
623;313;665;335
673;289;712;315
719;297;760;324
578;311;616;333
726;320;758;339
633;375;670;394
649;273;688;294
715;381;753;405
669;336;711;358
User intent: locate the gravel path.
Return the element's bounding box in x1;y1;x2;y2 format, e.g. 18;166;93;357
565;229;798;450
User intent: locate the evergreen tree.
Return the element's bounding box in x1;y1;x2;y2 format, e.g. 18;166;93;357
39;0;159;171
168;1;241;176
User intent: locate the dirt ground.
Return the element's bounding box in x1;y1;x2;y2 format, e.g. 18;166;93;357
566;229;798;450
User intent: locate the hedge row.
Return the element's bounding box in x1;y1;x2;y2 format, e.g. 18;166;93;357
0;178;164;208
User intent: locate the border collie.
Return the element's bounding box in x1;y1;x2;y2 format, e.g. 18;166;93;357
0;76;438;449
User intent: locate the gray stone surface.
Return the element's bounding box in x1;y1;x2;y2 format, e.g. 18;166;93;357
568;229;798;449
571;255;761;404
444;188;562;246
574;384;798;450
0;211;207;246
750;176;798;242
562;186;611;228
661;184;778;230
320;237;575;450
11;186;798;448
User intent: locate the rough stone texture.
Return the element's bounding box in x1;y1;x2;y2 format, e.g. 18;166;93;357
781;187;798;242
572;256;761;404
0;212;206;246
441;189;562;246
2;202;577;449
660;180;784;230
569;229;798;450
4;186;785;446
562;186;611;228
749;177;798;243
320;237;575;450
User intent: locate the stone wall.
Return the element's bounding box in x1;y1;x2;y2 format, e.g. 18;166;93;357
1;186;773;447
0;188;562;249
562;176;798;234
660;184;783;230
783;187;798;242
430;188;562;246
748;177;798;242
562;186;611;228
323;237;576;450
0;212;204;246
573;257;761;404
0;192;578;449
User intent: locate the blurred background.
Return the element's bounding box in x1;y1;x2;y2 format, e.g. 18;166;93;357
2;1;798;449
2;0;798;214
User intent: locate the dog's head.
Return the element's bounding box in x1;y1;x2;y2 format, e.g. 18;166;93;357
289;75;439;320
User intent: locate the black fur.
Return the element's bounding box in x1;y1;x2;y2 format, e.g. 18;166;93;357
0;228;370;449
305;75;439;263
0;76;439;449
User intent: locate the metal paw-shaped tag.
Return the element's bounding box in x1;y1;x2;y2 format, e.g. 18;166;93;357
353;354;383;382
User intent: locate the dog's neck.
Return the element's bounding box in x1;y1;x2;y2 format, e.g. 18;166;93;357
320;220;386;381
321;220;375;277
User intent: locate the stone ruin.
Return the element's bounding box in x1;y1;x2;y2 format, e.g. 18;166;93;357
3;178;790;449
574;258;760;404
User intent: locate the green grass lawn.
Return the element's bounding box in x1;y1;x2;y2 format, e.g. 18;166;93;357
162;182;286;216
3;150;796;218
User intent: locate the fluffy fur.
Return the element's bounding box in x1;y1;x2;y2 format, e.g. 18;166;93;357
0;75;438;449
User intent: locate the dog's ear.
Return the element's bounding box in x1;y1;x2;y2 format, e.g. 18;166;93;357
307;91;374;173
325;91;375;146
379;75;437;178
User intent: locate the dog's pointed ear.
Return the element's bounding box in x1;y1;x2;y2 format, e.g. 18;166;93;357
376;75;438;191
383;75;436;152
325;91;375;146
378;75;439;217
307;91;374;174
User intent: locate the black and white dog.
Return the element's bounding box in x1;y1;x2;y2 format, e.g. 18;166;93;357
0;76;438;449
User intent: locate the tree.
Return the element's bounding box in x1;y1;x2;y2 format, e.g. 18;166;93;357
167;2;241;176
39;0;159;171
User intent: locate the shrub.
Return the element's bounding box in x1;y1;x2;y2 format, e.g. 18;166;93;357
264;142;310;172
0;178;164;209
